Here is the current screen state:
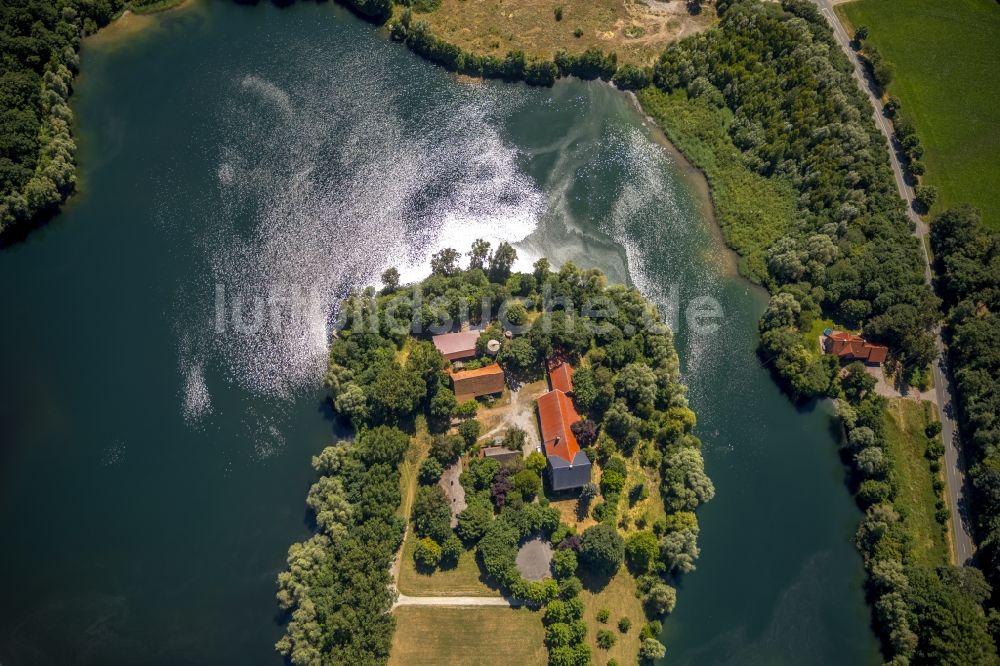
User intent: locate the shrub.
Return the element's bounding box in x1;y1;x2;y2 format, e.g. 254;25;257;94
455;399;479;418
513;469;542;499
596;629;616;649
414;537;442;569
597;608;610;623
554;6;563;20
618;617;632;633
458;418;481;447
573;27;583;38
600;469;627;495
625;530;659;573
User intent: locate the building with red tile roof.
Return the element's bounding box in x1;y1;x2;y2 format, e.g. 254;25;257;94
432;331;480;361
537;381;591;491
825;330;890;365
547;357;574;394
450;363;505;402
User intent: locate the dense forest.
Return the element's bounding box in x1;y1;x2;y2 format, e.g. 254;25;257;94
646;0;937;397
0;0;129;235
931;207;1000;610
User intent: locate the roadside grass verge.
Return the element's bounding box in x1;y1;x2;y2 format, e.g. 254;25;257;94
637;86;799;282
389;606;547;665
883;398;949;567
837;0;1000;229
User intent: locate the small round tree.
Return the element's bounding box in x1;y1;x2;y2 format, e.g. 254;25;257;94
579;523;624;575
414;537;442;569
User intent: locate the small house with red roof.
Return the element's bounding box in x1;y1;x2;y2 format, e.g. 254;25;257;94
547;357;574;394
824;330;889;366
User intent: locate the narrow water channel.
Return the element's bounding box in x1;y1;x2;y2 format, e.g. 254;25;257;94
0;2;879;664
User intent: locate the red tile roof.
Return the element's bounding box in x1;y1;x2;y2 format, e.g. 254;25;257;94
827;331;890;364
547;358;574;394
537;389;582;464
432;331;479;360
450;364;505;402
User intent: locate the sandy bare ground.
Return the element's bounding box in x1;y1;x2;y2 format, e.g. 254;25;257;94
394;594;519;607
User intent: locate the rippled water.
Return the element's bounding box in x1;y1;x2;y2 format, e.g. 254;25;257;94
0;2;879;664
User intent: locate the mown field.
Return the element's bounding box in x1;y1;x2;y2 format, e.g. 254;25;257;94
883;398;950;567
838;0;1000;228
389;607;547;665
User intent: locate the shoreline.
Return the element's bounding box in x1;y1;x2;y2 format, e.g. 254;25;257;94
623;87;743;283
83;0;197;47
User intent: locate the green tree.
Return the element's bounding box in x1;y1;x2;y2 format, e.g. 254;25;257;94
468;238;491;270
381;266;400;292
419;457;444;485
644;581;677;616
625;530;659;573
596;629;616;649
639;638;666;662
513;468;542;499
413;485;452;542
414;537;442;569
488;242;518;283
456;498;493;543
458;418;481;447
579;523;624;575
430;247;461;276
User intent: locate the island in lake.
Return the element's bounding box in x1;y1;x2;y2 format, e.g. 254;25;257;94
276;246;713;664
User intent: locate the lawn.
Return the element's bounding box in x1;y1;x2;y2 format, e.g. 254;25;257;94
579;569;647;664
389;607;547;665
838;0;1000;228
399;0;715;67
883;398;949;567
397;529;501;596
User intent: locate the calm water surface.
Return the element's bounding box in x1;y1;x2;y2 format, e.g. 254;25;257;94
0;2;879;664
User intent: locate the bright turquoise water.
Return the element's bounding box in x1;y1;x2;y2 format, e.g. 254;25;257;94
0;2;879;664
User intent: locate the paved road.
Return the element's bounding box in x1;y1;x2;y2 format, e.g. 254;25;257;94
813;0;975;565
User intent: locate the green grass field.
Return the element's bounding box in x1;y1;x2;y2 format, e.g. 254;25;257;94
389;607;547;665
838;0;1000;228
397;529;501;596
883;398;949;567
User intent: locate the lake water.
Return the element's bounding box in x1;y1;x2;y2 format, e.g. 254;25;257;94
0;2;880;664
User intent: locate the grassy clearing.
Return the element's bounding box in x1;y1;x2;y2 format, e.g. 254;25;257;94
883;398;949;567
397;416;432;520
401;0;715;67
579;569;646;664
838;0;1000;229
397;528;501;596
637;87;799;281
389;606;547;665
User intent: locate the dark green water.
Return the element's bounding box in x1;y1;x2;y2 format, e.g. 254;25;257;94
0;2;879;664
